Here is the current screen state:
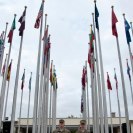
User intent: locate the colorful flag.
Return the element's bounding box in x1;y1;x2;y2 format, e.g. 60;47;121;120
29;73;32;90
95;3;99;30
127;59;131;82
7;16;16;43
107;73;112;90
82;67;87;89
112;8;118;37
114;69;118;89
81;95;84;113
124;19;131;44
2;57;6;76
53;68;58;89
0;32;4;46
34;2;43;29
21;69;25;90
18;7;26;36
6;60;12;81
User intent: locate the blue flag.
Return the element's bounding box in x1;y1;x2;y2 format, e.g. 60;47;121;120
124;19;131;44
95;3;99;30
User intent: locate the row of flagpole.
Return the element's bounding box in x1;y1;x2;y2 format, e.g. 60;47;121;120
80;1;133;133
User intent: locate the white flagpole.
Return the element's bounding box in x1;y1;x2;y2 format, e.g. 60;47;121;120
49;84;53;133
92;12;103;133
116;88;122;133
26;72;32;133
123;14;133;75
93;9;109;133
44;44;51;133
18;89;24;133
0;14;16;128
0;22;8;72
112;7;130;133
32;1;45;133
114;69;122;133
10;7;27;132
94;2;105;132
130;22;133;37
108;90;113;133
85;61;90;132
37;14;47;133
3;59;12;120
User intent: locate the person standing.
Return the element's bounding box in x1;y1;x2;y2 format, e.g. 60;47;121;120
76;120;89;133
53;119;71;133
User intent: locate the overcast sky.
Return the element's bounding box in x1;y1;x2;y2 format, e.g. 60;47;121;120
0;0;133;121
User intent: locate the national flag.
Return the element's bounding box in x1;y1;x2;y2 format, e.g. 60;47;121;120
53;68;58;89
107;72;112;90
82;67;87;89
0;32;4;46
29;72;32;90
95;3;99;30
112;8;118;37
127;59;131;82
6;60;12;81
7;16;16;43
2;57;6;76
21;69;25;90
34;2;43;29
81;95;84;113
114;69;118;89
18;7;26;36
124;19;131;44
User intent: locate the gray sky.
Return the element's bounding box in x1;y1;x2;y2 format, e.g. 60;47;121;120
0;0;133;120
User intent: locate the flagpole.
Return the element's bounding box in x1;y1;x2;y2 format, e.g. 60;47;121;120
37;14;47;133
26;72;32;133
85;61;90;132
44;46;51;133
123;14;133;75
0;14;16;128
49;84;53;133
108;89;113;133
32;1;45;132
0;22;8;72
18;89;24;133
3;59;12;120
114;68;122;133
130;22;133;37
10;6;27;132
111;6;130;133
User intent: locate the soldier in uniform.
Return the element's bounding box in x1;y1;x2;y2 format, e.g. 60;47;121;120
53;119;71;133
76;120;89;133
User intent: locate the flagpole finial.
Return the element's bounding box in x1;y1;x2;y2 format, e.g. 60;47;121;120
45;14;47;16
114;68;116;71
11;59;13;62
92;13;94;16
123;13;125;18
111;6;114;9
94;0;96;3
130;22;132;25
25;6;27;9
6;22;8;25
14;14;17;18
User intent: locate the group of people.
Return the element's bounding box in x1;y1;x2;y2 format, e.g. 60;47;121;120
53;119;89;133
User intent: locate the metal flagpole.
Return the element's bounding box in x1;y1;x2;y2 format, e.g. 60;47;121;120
114;68;122;133
26;72;32;133
10;6;27;132
0;14;16;128
32;1;45;133
123;14;133;75
108;90;113;133
18;89;24;133
85;61;90;132
112;6;130;133
0;22;8;72
37;14;47;133
3;59;12;120
49;84;53;133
